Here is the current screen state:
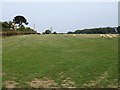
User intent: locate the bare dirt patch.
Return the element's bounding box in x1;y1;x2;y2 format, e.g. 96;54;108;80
28;77;58;88
4;80;18;88
61;77;76;88
58;72;76;88
83;72;108;87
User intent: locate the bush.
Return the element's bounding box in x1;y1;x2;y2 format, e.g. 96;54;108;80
44;30;51;34
67;31;74;34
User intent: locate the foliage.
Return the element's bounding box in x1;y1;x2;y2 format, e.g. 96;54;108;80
74;30;82;34
16;25;25;31
117;26;120;34
13;16;28;27
16;26;34;31
1;20;36;36
1;21;14;30
67;31;74;34
44;29;51;34
52;31;57;34
71;27;118;34
2;30;37;36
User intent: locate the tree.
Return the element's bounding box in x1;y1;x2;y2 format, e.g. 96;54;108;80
44;30;51;34
13;15;28;27
25;27;34;31
67;31;74;34
52;31;57;34
2;22;9;28
117;26;120;34
8;21;14;30
74;30;82;34
2;21;10;30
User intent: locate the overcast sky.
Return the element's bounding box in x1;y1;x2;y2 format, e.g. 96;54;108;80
1;2;118;33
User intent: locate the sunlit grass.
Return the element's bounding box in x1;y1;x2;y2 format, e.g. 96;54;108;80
2;34;118;88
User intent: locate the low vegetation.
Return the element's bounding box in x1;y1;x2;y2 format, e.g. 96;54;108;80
0;15;37;36
2;34;118;88
67;27;120;34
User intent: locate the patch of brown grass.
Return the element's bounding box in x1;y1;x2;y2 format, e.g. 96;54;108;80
28;77;58;88
4;80;18;88
83;72;108;87
61;77;76;88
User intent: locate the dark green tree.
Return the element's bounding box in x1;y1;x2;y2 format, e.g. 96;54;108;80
45;30;51;34
67;31;74;34
74;30;82;34
2;22;9;28
117;26;120;34
52;31;57;34
2;21;10;30
13;16;28;27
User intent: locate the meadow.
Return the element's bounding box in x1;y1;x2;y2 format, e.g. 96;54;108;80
2;34;118;88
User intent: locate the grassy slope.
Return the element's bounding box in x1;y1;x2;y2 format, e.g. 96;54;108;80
2;34;118;88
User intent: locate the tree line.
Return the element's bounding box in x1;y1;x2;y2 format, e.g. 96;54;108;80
41;27;120;35
1;21;35;31
1;15;120;36
67;27;120;34
0;16;37;36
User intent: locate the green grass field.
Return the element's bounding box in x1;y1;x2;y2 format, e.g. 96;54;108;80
2;34;118;88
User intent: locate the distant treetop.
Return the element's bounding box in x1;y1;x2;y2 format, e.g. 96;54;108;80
13;15;28;27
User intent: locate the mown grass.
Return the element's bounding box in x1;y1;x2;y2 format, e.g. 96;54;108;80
2;34;118;88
